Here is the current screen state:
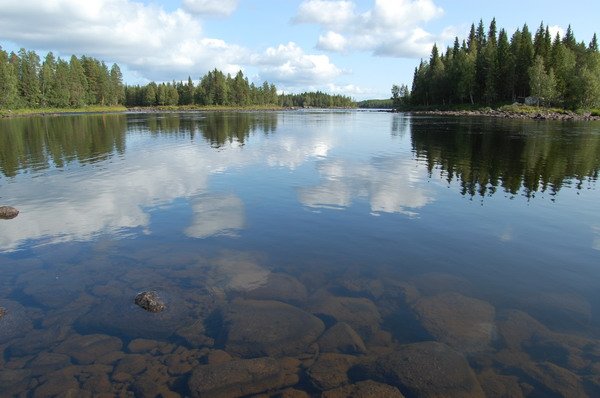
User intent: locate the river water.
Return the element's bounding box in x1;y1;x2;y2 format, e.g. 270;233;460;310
1;111;599;397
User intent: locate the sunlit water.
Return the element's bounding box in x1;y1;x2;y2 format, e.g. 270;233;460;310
1;111;600;397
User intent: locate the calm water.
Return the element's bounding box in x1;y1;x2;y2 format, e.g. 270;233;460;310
1;111;600;397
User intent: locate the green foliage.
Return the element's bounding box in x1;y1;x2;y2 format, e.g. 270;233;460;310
357;99;394;109
403;19;600;110
278;91;355;108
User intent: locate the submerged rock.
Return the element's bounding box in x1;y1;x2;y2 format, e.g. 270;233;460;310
188;357;295;398
134;291;166;313
355;341;485;398
0;206;19;219
307;353;358;391
223;299;324;358
0;307;6;319
310;295;381;339
0;299;33;344
317;322;367;355
322;380;405;398
412;292;496;353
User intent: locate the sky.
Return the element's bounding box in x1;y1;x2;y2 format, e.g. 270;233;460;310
0;0;598;100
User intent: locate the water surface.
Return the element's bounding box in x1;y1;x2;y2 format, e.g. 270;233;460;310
1;111;600;397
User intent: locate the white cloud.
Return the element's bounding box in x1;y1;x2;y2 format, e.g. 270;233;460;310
318;31;348;52
0;0;343;88
182;0;238;17
251;42;343;85
548;25;566;40
295;0;445;58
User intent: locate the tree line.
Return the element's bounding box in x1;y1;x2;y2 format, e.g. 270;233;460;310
0;47;124;109
394;19;600;110
1;46;356;110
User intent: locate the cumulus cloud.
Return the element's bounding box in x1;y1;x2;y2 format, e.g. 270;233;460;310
0;0;343;88
251;42;343;85
182;0;238;17
185;194;245;238
294;0;445;57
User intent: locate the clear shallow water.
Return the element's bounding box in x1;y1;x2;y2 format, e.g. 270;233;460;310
0;111;600;397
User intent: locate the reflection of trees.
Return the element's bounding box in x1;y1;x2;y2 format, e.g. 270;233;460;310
410;118;600;198
0;115;127;178
135;112;278;147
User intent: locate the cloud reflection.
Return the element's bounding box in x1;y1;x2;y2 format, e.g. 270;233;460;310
299;157;433;216
185;194;245;238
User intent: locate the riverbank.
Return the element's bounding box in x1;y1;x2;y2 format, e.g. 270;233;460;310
407;104;600;121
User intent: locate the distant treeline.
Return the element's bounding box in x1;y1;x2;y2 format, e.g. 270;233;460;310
393;19;600;110
357;99;393;109
279;91;355;108
0;47;124;109
1;46;355;110
125;70;279;107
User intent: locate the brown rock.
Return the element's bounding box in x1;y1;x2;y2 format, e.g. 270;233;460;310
127;338;159;354
114;354;149;375
0;206;19;220
223;299;325;358
274;388;311;398
244;273;308;304
28;352;72;376
358;341;485;398
322;380;405;398
317;322;367;355
477;369;524;398
412;292;496;353
0;299;33;344
307;353;357;391
53;334;123;365
206;349;233;364
135;291;166;313
188;357;293;398
310;295;381;339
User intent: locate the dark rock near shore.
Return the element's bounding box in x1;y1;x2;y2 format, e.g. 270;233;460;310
307;353;358;391
223;299;325;358
354;341;485;397
310;295;381;339
188;357;295;398
135;291;166;312
0;206;19;219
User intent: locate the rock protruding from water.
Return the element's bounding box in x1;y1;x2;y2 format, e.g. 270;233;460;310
134;291;166;313
188;357;295;398
223;299;325;358
356;341;485;398
0;206;19;219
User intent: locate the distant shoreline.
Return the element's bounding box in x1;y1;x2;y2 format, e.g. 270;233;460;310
405;108;600;121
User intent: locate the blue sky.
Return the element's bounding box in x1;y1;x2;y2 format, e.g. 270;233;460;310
1;0;598;100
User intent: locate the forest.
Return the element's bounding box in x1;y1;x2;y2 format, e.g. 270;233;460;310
0;46;354;110
395;20;600;110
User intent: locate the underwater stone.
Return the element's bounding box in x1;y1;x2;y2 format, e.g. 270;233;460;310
134;291;166;313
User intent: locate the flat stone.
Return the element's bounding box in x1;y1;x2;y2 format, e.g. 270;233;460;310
223;299;325;358
322;380;405;398
477;369;524;398
28;352;72;376
206;349;233;365
357;341;485;398
412;292;496;353
244;273;308;304
53;334;123;365
135;291;166;313
307;353;357;391
188;357;293;398
0;299;33;344
317;322;367;355
310;295;381;339
127;338;160;354
0;206;19;219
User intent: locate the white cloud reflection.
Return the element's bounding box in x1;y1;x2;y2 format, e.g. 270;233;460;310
299;157;433;216
185;194;245;238
0;114;340;251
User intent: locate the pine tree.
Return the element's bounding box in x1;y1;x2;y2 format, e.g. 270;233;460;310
109;64;124;105
40;52;56;107
18;48;41;107
69;56;87;107
0;48;20;108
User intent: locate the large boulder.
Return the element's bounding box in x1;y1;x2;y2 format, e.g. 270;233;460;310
307;353;358;391
52;334;122;365
223;299;324;358
0;299;33;344
322;380;405;398
188;357;295;398
310;295;381;339
412;292;496;353
355;341;485;398
243;273;308;305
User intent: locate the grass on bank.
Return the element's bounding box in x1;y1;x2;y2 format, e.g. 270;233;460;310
0;105;128;117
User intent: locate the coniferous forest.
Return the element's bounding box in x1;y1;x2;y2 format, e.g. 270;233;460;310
394;19;600;110
0;47;354;110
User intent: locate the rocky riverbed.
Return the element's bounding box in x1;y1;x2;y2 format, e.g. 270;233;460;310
1;248;599;398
